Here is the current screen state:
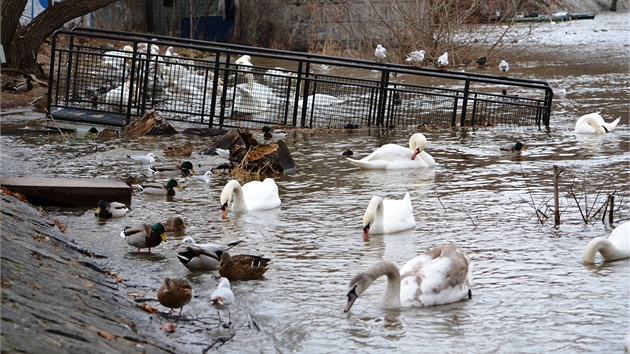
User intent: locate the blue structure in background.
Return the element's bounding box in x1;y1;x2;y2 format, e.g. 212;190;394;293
181;16;233;42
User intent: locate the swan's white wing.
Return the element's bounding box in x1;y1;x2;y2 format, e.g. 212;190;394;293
240;178;281;211
380;194;416;234
399;245;472;307
609;221;630;254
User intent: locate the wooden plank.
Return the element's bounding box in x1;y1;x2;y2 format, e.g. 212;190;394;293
1;177;131;207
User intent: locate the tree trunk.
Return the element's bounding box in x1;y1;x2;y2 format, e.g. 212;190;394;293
1;0;28;51
4;0;117;77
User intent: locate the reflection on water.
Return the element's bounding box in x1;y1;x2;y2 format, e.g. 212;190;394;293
1;11;629;354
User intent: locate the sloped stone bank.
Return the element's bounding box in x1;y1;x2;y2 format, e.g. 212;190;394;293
0;195;178;353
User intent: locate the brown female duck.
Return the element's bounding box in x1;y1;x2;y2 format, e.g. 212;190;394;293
157;277;193;316
163;141;194;156
219;252;271;281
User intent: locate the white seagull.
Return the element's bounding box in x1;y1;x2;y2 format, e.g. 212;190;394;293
127;153;155;164
437;52;449;70
375;44;387;61
405;50;425;64
211;277;235;325
499;60;509;72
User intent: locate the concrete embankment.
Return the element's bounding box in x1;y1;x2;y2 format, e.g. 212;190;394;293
1;194;179;353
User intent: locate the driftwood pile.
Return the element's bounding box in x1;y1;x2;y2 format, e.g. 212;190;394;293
122;109;177;137
210;129;295;175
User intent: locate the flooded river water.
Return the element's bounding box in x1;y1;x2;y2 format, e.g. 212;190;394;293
1;11;629;354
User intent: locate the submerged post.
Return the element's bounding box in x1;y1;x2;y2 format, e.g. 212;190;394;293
608;194;614;225
553;165;561;227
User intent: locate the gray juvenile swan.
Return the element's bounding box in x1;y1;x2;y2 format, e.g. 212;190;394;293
344;243;472;312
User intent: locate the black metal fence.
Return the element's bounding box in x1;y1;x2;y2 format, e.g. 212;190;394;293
47;27;553;130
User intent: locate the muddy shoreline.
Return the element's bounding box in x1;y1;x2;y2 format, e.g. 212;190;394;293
0;195;257;353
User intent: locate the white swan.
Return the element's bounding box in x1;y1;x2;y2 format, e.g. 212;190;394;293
220;178;282;218
346;133;435;169
361;192;416;240
574;112;621;134
344;243;473;312
583;221;630;263
297;94;346;110
234;73;278;114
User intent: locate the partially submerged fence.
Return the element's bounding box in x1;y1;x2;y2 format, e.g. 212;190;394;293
47;27;553;130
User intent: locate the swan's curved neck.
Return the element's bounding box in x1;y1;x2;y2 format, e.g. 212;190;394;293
585;117;606;134
223;181;247;211
583;237;628;263
362;261;402;309
364;197;384;229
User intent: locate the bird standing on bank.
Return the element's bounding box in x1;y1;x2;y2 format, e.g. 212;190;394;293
211;277;235;325
157;277;193;316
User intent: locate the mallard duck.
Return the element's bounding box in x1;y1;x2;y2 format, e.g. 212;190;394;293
361;192;416;240
127;153;155;164
218;252;271;281
163;141;194;156
220;178;282;218
211;277;234;325
177;236;245;272
346;133;435;169
149;161;195;177
574;112;621;134
583;221;629;263
261;126;287;140
140;179;182;196
344;243;472;312
94;200;129;218
157;277;193;316
125;176;145;191
11;77;34;95
31;93;48;113
120;222;166;253
163;217;185;232
500;141;527;152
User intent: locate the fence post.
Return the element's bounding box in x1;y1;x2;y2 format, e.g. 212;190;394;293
459;78;470;126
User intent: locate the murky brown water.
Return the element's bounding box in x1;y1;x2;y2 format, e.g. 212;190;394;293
1;11;629;353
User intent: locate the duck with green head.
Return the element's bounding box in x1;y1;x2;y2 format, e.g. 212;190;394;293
14;77;34;95
500;141;526;152
140;179;182;196
95;200;129;218
149;160;195;177
120;222;166;253
261;126;287;140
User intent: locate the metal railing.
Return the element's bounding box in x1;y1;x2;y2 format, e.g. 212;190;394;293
47;27;553;130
